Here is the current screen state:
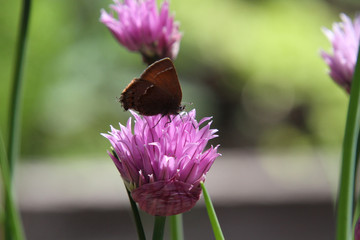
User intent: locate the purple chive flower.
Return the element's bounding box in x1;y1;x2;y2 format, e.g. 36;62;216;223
102;110;220;216
321;13;360;93
100;0;182;65
356;218;360;240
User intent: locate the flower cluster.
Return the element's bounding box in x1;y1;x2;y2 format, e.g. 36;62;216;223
102;110;220;216
321;13;360;93
100;0;182;65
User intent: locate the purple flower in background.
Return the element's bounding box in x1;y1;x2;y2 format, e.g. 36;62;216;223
356;217;360;240
100;0;182;65
321;13;360;93
102;110;220;216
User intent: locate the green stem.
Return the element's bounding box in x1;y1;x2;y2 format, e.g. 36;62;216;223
3;0;32;239
8;0;32;177
0;132;25;240
353;131;360;230
201;182;224;240
126;188;146;240
336;41;360;240
152;216;166;240
170;214;184;240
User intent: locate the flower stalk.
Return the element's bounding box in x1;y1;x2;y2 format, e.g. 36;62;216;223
336;39;360;240
126;187;146;240
170;214;184;240
8;0;31;177
1;132;25;240
2;0;32;239
201;182;224;240
152;216;166;240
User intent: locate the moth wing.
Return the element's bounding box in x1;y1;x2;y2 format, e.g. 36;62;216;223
121;79;177;115
140;58;182;103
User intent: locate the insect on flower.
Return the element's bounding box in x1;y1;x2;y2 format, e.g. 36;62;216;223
120;58;185;116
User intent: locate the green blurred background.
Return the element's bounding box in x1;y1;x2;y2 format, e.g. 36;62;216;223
1;0;360;160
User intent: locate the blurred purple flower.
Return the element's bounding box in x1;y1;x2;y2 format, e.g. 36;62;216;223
356;217;360;240
321;13;360;93
100;0;182;65
102;110;220;216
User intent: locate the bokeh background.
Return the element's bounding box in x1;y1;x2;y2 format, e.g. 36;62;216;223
1;0;360;239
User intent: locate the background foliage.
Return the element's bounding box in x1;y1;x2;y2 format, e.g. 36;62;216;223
1;0;359;159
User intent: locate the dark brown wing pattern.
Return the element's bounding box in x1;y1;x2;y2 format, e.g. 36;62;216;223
120;58;183;116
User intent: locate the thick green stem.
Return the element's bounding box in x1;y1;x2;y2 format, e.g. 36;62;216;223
201;182;224;240
353;131;360;229
3;0;32;239
126;188;146;240
170;214;184;240
152;216;166;240
7;0;31;177
1;132;25;240
336;42;360;240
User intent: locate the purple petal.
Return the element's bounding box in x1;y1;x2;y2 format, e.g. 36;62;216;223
102;109;220;216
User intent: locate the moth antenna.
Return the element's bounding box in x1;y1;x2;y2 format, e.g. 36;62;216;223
182;101;193;106
153;114;174;128
153;115;164;128
164;115;174;127
179;111;196;128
